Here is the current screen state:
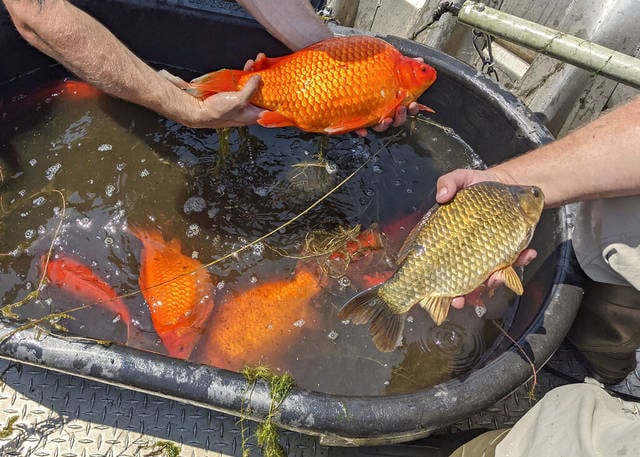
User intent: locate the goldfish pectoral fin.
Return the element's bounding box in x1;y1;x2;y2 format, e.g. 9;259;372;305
338;286;404;352
258;111;297;128
185;69;246;99
499;266;524;295
419;296;452;325
415;103;435;113
323;117;372;135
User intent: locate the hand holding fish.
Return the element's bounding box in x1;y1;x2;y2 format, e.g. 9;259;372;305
436;168;539;310
158;68;267;129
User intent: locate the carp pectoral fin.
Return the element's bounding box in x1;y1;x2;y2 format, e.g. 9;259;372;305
419;296;452;326
499;266;524;295
258;111;297;128
338;287;405;352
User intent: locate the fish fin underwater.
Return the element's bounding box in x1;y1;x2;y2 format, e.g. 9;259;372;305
498;265;524;295
338;286;405;352
185;69;246;98
418;295;452;326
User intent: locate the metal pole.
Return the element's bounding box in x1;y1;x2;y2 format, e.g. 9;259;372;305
455;1;640;90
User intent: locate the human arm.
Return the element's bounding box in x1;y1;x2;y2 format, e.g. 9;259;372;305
436;96;640;309
437;96;640;207
237;0;333;50
3;0;263;128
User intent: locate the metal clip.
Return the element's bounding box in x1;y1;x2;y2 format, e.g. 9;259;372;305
472;29;499;82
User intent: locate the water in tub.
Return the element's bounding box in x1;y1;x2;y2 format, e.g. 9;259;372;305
0;74;516;396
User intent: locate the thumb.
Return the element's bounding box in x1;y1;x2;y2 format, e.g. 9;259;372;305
237;75;262;102
436;169;470;204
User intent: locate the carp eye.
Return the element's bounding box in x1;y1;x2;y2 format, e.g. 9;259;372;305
531;188;540;198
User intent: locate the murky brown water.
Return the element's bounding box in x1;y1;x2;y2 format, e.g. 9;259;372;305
0;77;515;395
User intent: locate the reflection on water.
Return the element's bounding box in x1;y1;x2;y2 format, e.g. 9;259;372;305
0;77;513;395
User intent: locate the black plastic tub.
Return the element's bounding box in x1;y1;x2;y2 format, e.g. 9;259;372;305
0;0;582;446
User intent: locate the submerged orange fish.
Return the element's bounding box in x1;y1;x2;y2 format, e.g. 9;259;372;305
131;227;216;359
196;265;323;372
186;35;437;134
41;254;133;341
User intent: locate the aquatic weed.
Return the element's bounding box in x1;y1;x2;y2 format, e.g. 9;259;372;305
240;365;296;457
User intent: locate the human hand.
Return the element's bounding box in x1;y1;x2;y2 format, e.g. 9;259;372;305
158;69;266;129
435;167;538;310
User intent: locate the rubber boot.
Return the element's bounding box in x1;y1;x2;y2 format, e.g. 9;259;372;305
567;280;640;385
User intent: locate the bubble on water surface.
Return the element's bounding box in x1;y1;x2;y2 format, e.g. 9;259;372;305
45;163;62;181
105;184;116;197
327;330;339;341
186;224;200;238
183;196;206;214
97;144;113;152
139;168;150;178
32;196;46;207
76;217;92;230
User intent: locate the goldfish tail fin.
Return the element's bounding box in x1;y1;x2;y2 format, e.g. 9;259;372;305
185;69;247;99
338;287;405;352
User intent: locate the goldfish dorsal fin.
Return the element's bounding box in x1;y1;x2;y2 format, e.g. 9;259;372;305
419;296;452;326
396;206;437;263
499;266;524;295
258;111;297;128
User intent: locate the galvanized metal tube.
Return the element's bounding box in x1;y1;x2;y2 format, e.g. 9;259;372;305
457;1;640;89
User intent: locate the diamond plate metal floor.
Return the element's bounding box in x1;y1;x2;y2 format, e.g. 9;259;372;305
1;344;639;457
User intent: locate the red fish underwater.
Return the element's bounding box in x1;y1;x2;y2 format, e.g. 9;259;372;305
41;254;133;341
131;227;216;360
186;35;437;134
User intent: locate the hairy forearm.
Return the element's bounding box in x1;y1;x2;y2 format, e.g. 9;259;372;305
237;0;332;50
4;0;205;126
491;97;640;207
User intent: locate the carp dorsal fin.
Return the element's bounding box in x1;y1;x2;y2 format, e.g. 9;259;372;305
498;266;524;295
419;296;452;326
396;205;438;263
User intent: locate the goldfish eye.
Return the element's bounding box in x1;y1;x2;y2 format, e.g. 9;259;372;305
420;66;428;72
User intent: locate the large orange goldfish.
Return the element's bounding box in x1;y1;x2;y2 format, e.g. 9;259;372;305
41;254;133;341
186;35;437;134
196;266;323;372
131;227;216;359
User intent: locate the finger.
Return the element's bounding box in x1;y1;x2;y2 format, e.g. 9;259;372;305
392;105;407;127
237;75;262;102
406;101;420;116
158;69;189;89
371;118;393;132
514;249;537;267
435;169;475;204
243;59;255;71
355;128;368;137
451;296;466;309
